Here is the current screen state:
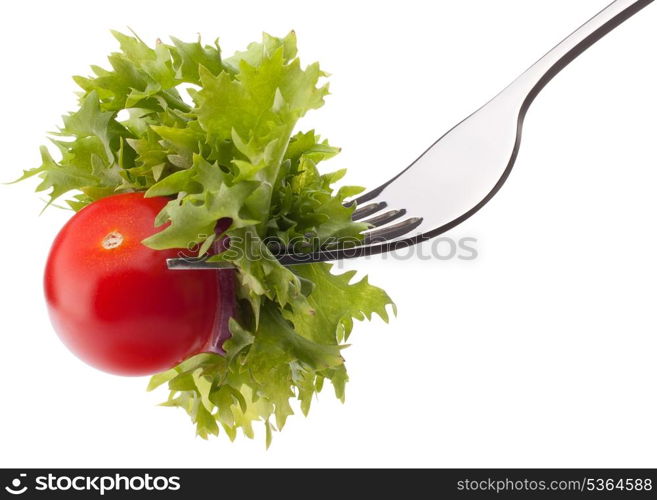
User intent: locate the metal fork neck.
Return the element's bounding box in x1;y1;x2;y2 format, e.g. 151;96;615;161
499;0;653;114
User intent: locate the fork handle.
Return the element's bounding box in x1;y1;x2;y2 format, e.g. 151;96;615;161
502;0;653;109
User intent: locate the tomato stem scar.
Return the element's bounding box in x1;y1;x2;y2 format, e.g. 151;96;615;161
102;231;124;250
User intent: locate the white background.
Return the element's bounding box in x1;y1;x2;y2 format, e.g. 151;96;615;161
1;0;655;468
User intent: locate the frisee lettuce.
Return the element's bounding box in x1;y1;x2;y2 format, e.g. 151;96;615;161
22;30;394;445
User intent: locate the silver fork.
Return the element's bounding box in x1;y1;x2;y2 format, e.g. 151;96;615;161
169;0;654;270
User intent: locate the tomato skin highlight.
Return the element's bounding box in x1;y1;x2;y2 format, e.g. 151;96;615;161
44;193;218;376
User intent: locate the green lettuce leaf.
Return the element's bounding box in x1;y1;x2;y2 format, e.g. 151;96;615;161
22;30;395;445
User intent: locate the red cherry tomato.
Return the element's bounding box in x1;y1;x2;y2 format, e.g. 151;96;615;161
44;193;219;376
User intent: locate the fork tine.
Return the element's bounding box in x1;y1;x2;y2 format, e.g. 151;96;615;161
362;209;407;228
354;185;386;205
363;217;424;244
352;201;387;221
343;186;385;210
